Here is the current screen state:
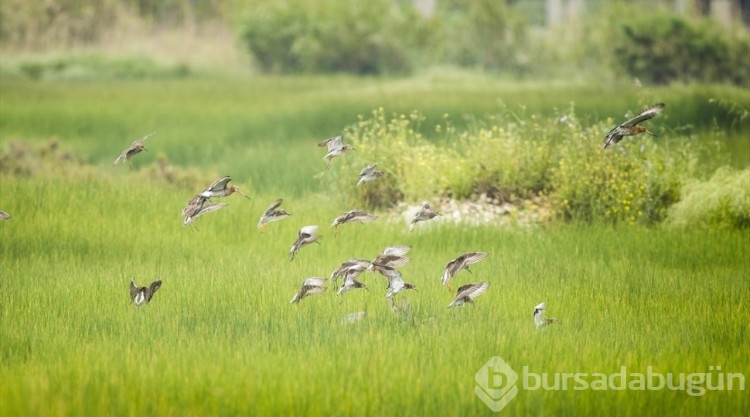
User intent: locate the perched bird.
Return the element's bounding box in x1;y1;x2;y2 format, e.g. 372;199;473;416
258;198;291;233
409;202;441;232
130;278;162;306
329;259;372;289
289;225;320;261
604;103;665;149
441;252;489;290
290;278;327;304
182;201;227;227
114;131;156;168
319;135;355;169
377;266;417;298
533;302;560;328
331;209;378;231
357;163;384;187
200;176;250;200
337;269;369;295
0;210;10;220
369;245;411;270
447;282;490;308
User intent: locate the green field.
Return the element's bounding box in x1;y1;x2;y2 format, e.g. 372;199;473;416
1;75;749;416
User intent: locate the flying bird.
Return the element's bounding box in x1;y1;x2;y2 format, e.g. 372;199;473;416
337;269;369;295
604;103;665;149
441;252;489;290
200;176;250;200
409;202;441;232
182;200;227;227
377;266;417;298
114;131;156;168
289;225;320;261
369;245;411;270
533;302;560;328
357;163;384;187
329;259;372;289
130;278;162;306
258;198;291;233
0;210;10;220
319;135;355;169
290;278;327;304
447;282;490;308
331;209;378;231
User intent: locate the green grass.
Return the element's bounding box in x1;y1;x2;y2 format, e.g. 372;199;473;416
0;174;748;416
1;74;749;415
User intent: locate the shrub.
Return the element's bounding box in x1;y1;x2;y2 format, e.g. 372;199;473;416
614;13;750;85
666;167;750;230
239;0;427;74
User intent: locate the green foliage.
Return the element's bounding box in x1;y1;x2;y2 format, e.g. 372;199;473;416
239;0;427;74
336;105;704;226
10;53;190;80
614;13;750;85
666;166;750;229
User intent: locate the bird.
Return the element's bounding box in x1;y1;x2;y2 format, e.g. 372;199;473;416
200;176;250;200
329;259;372;289
114;131;156;168
337;269;369;295
331;209;378;232
357;163;384;187
447;282;490;308
409;202;441;232
377;266;417;298
289;225;320;261
319;135;355;169
257;198;291;233
604;103;665;149
533;302;560;328
182;201;227;227
181;194;207;217
441;252;489;291
0;211;10;220
130;278;162;306
290;278;327;304
369;245;411;270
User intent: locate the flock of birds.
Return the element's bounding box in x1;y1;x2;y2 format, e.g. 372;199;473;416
5;103;666;328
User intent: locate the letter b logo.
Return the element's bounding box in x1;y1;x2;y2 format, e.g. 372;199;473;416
475;356;519;412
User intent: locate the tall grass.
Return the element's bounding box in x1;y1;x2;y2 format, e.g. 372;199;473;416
1;175;748;416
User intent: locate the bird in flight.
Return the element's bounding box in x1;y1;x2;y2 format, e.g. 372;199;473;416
289;225;320;261
319;135;355;169
533;302;560;328
409;202;441;232
114;131;156;169
200;176;250;200
441;252;489;291
290;278;327;304
130;278;162;306
447;282;490;308
258;198;291;233
604;103;665;149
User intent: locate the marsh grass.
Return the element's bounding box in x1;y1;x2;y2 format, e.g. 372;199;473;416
0;175;748;416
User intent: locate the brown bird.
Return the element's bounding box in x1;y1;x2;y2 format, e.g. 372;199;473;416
376;265;417;298
441;252;489;291
257;198;291;233
604;103;665;149
409;202;441;232
331;209;378;231
114;131;156;168
447;282;490;308
329;259;372;289
289;225;320;261
182;200;227;227
369;245;411;270
319;135;355;169
337;268;369;295
290;278;327;304
130;278;162;306
200;176;250;200
0;210;10;220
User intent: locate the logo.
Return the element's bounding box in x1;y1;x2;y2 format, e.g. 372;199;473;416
475;356;519;412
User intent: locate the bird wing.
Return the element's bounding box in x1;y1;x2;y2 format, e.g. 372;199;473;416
129;279;139;300
302;278;326;287
455;282;490;301
264;199;284;215
359;164;376;176
352;211;378;223
534;302;546;312
205;176;232;192
462;252;489;267
185;203;227;225
132;131;157;146
620;103;665;127
299;225;319;237
147;280;163;301
381;245;411;257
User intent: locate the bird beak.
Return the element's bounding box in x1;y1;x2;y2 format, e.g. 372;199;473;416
238;190;251;200
645;129;657;137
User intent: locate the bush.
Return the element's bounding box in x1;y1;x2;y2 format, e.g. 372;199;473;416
614;13;750;85
239;0;428;74
666;167;750;230
334;106;704;225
